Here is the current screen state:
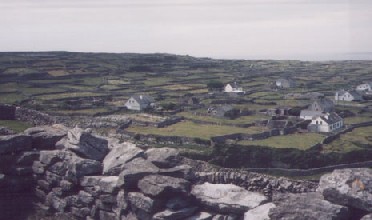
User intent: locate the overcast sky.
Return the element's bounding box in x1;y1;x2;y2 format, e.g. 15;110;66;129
1;0;372;60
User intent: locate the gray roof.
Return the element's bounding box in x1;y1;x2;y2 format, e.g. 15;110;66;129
300;110;324;118
131;95;154;105
313;97;334;109
228;82;241;89
320;112;342;124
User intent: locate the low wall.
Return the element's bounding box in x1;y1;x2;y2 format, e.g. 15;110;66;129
15;107;56;126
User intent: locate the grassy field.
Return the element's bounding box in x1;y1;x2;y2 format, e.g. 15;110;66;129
0;120;32;133
127;120;266;140
238;133;326;150
323;126;372;153
177;112;270;125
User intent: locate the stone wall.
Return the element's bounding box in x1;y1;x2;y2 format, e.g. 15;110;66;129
0;104;16;120
15;107;56;126
1;125;371;220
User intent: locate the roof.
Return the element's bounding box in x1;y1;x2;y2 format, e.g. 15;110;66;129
318;112;343;124
131;95;154;105
227;82;241;89
313;97;334;109
300;110;324;118
216;105;233;112
337;90;363;99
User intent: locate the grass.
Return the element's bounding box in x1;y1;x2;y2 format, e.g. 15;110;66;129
344;116;372;125
322;126;372;153
127;120;265;140
0;120;32;133
177;112;270;125
38;92;105;100
0;93;25;104
51;108;111;116
238;133;326;150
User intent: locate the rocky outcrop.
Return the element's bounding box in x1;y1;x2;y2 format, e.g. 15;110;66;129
1;125;371;220
25;125;67;150
56;127;109;161
0;127;15;136
268;192;350;220
191;182;268;214
103;140;144;175
318;168;372;213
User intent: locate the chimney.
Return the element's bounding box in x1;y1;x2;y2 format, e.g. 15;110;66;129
140;95;143;99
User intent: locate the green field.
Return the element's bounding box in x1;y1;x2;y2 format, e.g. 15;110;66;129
238;133;326;150
0;120;32;133
127;120;266;140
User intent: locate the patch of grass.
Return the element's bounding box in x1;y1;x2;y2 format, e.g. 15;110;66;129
323;126;372;153
177;112;269;124
0;120;32;133
344;116;372;125
127;120;264;140
38;92;105;100
0;93;25;104
238;133;326;150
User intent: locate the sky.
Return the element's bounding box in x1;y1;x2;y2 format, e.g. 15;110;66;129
0;0;372;60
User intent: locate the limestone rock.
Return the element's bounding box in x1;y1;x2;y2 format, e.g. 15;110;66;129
269;192;349;220
153;207;198;220
361;214;372;220
80;176;119;193
118;158;159;188
191;183;268;214
66;156;103;181
138;174;190;197
57;127;109;161
24;125;67;150
244;203;276;220
318;168;372;212
16;151;40;166
0;127;15;136
0;134;32;154
145;147;180;168
103;140;144;175
185;212;214;220
128;192;162;214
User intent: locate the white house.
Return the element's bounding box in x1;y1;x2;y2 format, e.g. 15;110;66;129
124;95;155;111
356;83;372;92
335;90;363;102
308;112;343;133
275;78;295;88
224;82;244;93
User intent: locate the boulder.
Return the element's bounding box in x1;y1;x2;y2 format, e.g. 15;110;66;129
80;176;119;193
16;151;40;166
0;127;15;136
0;134;32;154
39;150;72;166
361;214;372;220
153;207;198;220
145;147;180;168
25;125;67;150
46;192;67;213
78;190;94;206
166;197;193;210
66;155;103;181
99;210;117;220
138;175;190;197
318;168;372;212
118;158;159;188
103;140;144;175
191;183;268;214
116;189;128;214
185;212;214;220
244;203;276;220
128;192;162;214
57;127;109;161
269;192;349;220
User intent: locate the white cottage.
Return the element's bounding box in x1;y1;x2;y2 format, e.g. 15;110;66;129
309;112;343;133
224;82;244;93
124;95;155;111
356;83;372;92
335;90;363;102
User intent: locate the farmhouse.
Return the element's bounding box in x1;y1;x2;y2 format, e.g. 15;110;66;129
308;97;334;113
356;83;372;92
275;78;295;89
224;82;244;93
308;112;343;133
124;95;155;111
335;90;363;102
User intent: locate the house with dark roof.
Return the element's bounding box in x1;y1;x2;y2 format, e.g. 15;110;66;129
308;97;334;113
124;95;155;111
335;90;363;102
308;112;343;133
275;78;295;89
224;82;244;93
